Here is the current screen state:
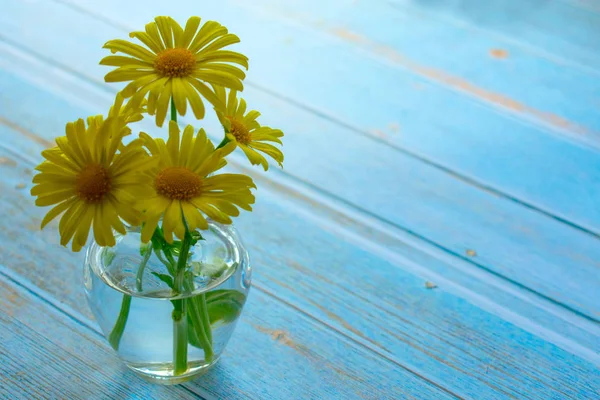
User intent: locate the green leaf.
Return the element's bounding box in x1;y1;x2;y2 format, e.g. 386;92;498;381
192;259;229;278
102;249;116;266
140;242;151;257
151;272;174;288
151;227;166;251
190;230;204;245
205;290;246;324
170;240;183;255
187;313;204;349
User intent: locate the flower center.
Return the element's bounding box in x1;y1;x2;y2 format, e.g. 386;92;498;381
154;48;196;77
155;167;202;200
76;164;111;203
227;117;251;145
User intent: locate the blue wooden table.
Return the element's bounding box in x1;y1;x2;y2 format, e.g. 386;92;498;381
1;0;600;398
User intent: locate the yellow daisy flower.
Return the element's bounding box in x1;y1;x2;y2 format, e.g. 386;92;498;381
31;100;155;252
214;86;284;171
139;121;256;244
101;16;248;127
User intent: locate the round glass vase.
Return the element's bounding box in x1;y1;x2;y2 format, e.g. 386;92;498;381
83;221;251;385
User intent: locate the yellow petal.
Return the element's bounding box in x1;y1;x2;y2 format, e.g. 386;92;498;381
155;16;175;49
191;199;232;224
188;21;227;53
35;189;76;207
141;212;161;243
100;55;153;67
187;79;222;112
250;142;284;166
193;70;243;91
41;148;79;173
93;204;107;246
155;81;173;127
40;197;77;229
200;34;241;54
181;201;208;231
60;202;87;247
180;16;201;48
128;31;162;54
122;74;161;98
239;144;269;170
226;89;238;116
103;39;157;62
73;206;94;251
179;125;195;167
162;200;182;243
105;68;154;83
182;79;206;120
167;121;180;165
145;21;164;50
171;78;188;116
197;50;249;70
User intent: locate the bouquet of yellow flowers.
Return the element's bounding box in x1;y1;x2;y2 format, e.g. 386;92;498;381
30;16;283;384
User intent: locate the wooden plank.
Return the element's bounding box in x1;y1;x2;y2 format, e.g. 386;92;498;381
398;0;600;71
1;8;599;322
244;0;600;136
1;84;599;398
43;0;600;237
0;266;452;400
387;0;600;72
0;274;203;399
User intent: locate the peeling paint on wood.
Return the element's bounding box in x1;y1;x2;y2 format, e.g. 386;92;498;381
0;116;54;148
2;0;600;398
490;49;509;59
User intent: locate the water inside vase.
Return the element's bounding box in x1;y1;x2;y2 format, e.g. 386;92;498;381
84;223;251;383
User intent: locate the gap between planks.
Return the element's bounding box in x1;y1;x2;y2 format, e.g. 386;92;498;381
0;266;209;400
1;113;599;371
45;0;600;241
0;36;598;360
0;263;464;400
383;0;600;77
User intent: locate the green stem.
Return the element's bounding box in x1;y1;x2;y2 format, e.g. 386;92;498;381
184;277;214;362
172;299;188;375
199;293;213;344
155;250;175;275
108;246;151;350
171;98;177;122
215;136;230;150
169;95;193;375
136;245;152;292
172;216;194;375
108;295;131;350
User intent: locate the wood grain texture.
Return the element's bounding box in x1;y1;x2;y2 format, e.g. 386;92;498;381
246;0;600;136
43;0;600;237
1;263;452;400
1;0;600;398
0;70;599;398
1;2;599;322
0;112;454;396
387;0;600;72
0;274;203;400
3;2;600;319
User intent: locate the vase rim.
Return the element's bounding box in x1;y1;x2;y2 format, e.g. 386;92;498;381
84;221;249;300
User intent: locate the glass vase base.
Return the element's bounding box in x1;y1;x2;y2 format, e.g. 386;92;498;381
126;358;220;385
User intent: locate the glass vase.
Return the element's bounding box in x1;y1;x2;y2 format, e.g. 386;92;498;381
83;221;251;384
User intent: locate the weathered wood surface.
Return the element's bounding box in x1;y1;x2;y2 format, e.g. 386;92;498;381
1;0;599;399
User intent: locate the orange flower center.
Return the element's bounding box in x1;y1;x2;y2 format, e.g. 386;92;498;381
76;164;111;203
155;167;202;200
154;48;196;77
227;117;251;145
